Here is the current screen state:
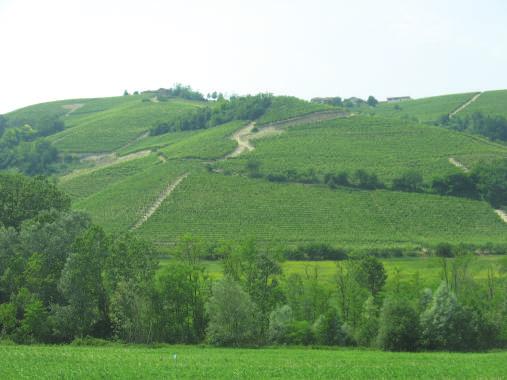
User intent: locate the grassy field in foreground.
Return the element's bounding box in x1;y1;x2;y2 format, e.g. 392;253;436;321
1;344;506;379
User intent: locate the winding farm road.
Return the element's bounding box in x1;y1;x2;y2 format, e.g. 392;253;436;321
226;122;256;158
224;110;348;159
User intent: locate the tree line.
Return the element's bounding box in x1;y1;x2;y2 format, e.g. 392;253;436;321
1;172;506;351
243;158;507;209
150;94;272;136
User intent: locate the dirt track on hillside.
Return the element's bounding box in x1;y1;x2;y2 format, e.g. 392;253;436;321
131;173;189;230
449;93;482;118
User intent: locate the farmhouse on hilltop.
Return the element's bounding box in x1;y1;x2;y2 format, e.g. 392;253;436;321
386;96;411;102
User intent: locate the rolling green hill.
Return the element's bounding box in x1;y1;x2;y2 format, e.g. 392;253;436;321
3;89;507;250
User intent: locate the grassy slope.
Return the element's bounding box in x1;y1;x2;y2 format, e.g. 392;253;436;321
138;171;507;248
219;116;507;183
367;92;476;123
49;97;204;153
1;344;506;379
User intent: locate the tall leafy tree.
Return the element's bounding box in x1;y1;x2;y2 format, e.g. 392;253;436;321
58;226;109;338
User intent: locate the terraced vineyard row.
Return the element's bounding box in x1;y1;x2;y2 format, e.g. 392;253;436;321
138;171;507;248
49;97;203;153
59;154;161;199
160;120;246;160
73;159;196;233
219;116;507;183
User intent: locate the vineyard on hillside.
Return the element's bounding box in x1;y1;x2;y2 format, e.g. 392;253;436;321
6;90;504;248
369;92;476;123
73;159;196;233
462;90;507;118
257;96;334;125
49;97;204;152
218;116;507;184
137;171;507;248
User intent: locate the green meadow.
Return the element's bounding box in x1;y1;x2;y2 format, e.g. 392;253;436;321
1;344;506;379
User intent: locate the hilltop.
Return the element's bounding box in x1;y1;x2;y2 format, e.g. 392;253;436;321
2;87;507;251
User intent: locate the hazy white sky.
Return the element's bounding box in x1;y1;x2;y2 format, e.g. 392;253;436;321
1;0;506;113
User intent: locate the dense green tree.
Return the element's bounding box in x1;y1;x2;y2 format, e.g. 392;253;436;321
154;261;209;343
431;173;478;199
377;298;420;351
109;279;155;343
313;307;345;346
357;256;387;297
0;174;70;229
58;226;109;338
335;260;368;326
206;279;258;346
367;96;379;107
472;159;507;208
420;283;473;351
435;242;454;258
241;244;283;337
355;296;379;346
104;233;158;294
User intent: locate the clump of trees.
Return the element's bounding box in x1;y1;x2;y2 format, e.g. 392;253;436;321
149;94;272;136
440;111;507;142
0;116;63;175
148;84;206;102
